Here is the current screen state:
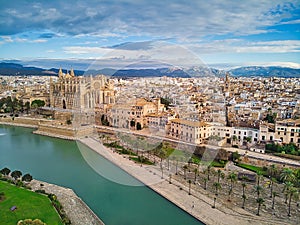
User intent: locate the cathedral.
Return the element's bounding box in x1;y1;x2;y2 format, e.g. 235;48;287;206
49;68;115;124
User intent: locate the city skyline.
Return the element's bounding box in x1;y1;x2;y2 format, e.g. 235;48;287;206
0;0;300;69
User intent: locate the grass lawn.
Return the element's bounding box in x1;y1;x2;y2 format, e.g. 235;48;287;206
0;181;63;225
236;163;268;175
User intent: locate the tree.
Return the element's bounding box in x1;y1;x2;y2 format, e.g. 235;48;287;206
287;187;298;217
31;99;45;108
25;101;30;114
256;171;263;186
193;168;198;183
213;182;222;196
242;194;247;209
11;170;22;180
283;181;294;204
183;165;188;180
0;167;10;176
205;165;212;181
272;191;278;210
280;168;295;185
22;173;33;182
232;151;241;162
217;169;225;183
227;172;237;199
269;177;276;198
254;185;263;198
169;174;172;184
242;182;247;201
256;198;265;216
212;197;217;208
268;164;278;179
203;177;208;190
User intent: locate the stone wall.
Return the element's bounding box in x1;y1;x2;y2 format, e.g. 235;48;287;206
0;116;49;127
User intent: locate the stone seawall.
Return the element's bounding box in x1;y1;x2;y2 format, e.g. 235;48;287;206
29;180;105;225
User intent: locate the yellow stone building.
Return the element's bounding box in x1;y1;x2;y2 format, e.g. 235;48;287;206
49;68;115;124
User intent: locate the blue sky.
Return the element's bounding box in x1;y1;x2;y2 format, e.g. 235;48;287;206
0;0;299;69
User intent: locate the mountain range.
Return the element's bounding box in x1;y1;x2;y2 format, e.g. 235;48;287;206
0;62;299;78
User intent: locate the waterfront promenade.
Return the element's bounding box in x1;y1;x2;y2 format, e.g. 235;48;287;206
80;137;289;225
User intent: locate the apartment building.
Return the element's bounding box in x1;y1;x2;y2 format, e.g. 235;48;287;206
169;118;210;144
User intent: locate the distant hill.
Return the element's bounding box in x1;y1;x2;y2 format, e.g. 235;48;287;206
0;62;299;78
229;66;300;78
0;63;85;76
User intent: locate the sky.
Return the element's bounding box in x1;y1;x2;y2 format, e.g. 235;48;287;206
0;0;300;70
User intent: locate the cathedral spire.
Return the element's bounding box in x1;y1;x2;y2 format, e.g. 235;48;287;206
70;67;75;77
58;67;63;78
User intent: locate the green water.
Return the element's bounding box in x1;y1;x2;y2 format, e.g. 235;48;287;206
0;125;203;225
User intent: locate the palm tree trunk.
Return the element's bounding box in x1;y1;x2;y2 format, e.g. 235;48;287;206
270;181;273;198
212;197;216;208
257;203;261;216
288;193;292;217
242;197;246;209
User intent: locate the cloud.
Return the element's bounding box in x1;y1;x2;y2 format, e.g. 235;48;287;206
0;0;299;40
189;39;300;54
279;18;300;25
39;33;56;39
0;36;13;43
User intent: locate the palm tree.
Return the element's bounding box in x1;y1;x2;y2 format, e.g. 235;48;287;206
194;168;198;183
268;164;278;178
269;177;276;198
161;163;164;179
203;177;208;190
227;172;237;200
256;171;263;186
217;169;225;183
206;165;212;181
242;194;247;209
169;174;172;184
242;182;247;199
183;165;188;180
280;168;295;186
287;187;298;217
294;169;300;187
212;197;216;208
188;179;192;195
256;198;265;216
284;181;294;204
272;191;278;210
254;185;263;198
213;182;222;196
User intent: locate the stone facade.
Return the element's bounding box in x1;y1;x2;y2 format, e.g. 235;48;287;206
49;69;115;124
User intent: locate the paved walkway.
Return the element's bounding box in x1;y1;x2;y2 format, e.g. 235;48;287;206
29;180;104;225
79;137;290;225
95;125;300;167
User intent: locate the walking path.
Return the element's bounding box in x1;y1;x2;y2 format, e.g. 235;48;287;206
29;180;104;225
79;137;289;225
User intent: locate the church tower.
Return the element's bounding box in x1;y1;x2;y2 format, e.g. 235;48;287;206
70;68;75;77
58;68;63;79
